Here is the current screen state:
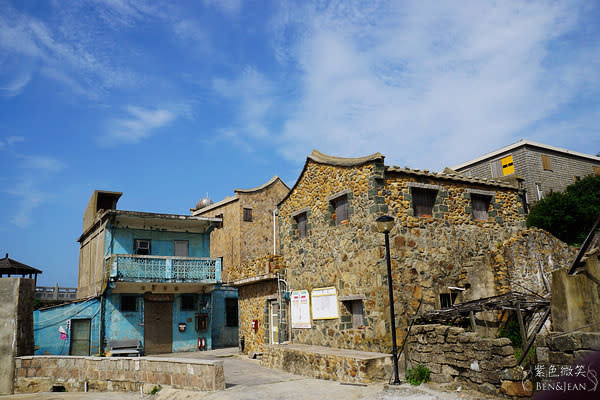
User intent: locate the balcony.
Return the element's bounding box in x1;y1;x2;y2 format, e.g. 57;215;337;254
109;255;221;284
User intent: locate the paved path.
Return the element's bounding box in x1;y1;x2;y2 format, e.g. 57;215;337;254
1;348;500;399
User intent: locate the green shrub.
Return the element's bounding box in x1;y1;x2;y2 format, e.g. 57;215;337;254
498;320;522;347
406;364;431;385
150;386;160;395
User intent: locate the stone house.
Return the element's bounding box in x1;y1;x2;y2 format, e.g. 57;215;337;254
452;139;600;205
191;176;289;281
35;190;228;356
270;150;571;355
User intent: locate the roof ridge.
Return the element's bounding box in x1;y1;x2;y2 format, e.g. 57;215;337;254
308;149;385;166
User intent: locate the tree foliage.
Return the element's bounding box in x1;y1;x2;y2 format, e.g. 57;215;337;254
527;174;600;245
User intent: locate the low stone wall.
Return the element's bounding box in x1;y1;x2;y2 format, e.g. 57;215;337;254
261;343;392;384
14;356;225;394
406;325;529;397
536;331;600;365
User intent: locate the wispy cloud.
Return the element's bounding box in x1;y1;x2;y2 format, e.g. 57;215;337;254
5;153;65;228
0;135;25;148
215;0;600;167
102;105;176;145
212;66;278;143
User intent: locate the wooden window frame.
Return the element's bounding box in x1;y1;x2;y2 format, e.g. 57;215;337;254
243;208;253;222
411;187;438;218
471;194;492;221
541;155;552;171
133;239;151;255
331;195;349;225
440;293;457;309
295;212;308;238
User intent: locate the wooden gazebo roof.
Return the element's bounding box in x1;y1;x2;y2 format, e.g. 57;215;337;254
0;253;42;277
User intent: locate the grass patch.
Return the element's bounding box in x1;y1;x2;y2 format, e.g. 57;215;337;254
406;364;431;385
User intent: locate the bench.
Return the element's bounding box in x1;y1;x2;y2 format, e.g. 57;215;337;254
108;339;143;357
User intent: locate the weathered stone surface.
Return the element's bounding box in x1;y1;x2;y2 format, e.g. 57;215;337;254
14;356;225;394
501;379;532;397
548;351;574;365
547;333;582;352
579;332;600;350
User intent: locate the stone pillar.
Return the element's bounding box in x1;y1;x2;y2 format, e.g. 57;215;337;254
0;278;34;394
551;257;600;332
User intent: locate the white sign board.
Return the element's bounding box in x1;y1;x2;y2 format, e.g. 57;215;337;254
291;290;311;328
311;287;339;320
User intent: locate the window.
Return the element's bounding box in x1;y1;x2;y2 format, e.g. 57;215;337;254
121;295;137;312
491;154;514;177
594;166;600;176
295;212;308;238
174;240;189;257
332;195;349;225
349;300;364;328
541;155;551;171
243;208;252;222
440;293;457;309
412;188;437;217
225;298;238;327
215;213;223;228
536;183;544;201
133;239;151;255
181;295;195;311
471;194;491;221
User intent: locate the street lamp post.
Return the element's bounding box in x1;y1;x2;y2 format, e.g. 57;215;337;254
376;215;401;385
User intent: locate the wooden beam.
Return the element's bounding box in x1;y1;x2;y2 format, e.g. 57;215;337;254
515;301;527;351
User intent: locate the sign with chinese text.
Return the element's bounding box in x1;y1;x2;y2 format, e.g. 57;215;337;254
291;290;311;328
311;287;339;320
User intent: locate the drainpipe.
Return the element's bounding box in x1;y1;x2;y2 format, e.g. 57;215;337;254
99;294;106;355
273;208;278;255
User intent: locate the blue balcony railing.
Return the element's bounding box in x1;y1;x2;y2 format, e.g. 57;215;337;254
109;255;221;283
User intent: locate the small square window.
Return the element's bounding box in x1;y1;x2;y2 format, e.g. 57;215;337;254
332;195;349;225
471;194;491;221
243;208;252;222
295;212;308;238
133;239;151;255
121;295;137;312
593;166;600;176
181;295;196;311
440;293;457;309
225;298;238;327
412;188;437;218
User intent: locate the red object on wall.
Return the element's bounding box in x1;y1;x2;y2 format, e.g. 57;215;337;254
198;337;206;349
252;319;258;331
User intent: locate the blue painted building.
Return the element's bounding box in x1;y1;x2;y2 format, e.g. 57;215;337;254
35;190;235;355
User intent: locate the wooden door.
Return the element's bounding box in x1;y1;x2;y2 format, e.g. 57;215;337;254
70;319;91;356
144;300;173;354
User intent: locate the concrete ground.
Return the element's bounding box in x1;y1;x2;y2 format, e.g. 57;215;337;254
1;348;501;400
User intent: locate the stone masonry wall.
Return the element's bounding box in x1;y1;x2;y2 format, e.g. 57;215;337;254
536;332;600;368
500;228;576;296
279;158;531;354
407;324;530;398
14;356;225;394
239;181;289;267
228;255;283;283
238;280;279;355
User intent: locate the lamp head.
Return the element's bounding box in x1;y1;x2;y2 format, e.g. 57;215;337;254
375;215;395;233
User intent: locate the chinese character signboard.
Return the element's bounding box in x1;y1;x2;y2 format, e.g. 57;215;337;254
311;287;339;320
291;290;311;328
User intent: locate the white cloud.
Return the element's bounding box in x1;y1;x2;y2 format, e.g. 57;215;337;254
0;135;25;148
215;0;599;168
5;179;45;228
212;66;276;140
5;152;65;228
20;155;66;173
103;106;176;144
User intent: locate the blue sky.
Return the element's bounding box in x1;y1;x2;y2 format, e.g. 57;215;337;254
1;0;599;286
